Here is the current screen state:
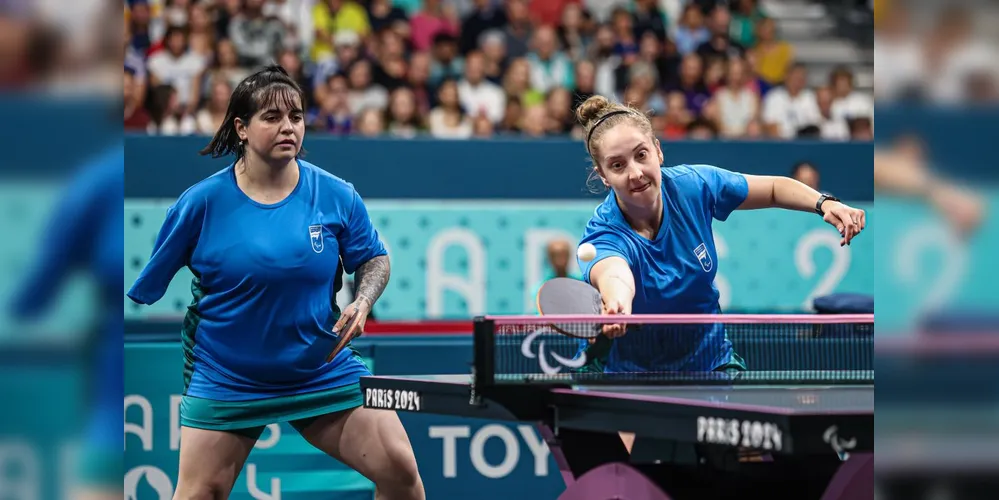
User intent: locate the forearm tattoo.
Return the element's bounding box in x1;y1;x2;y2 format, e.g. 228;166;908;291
354;255;391;305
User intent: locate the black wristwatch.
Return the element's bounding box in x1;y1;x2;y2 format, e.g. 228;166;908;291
815;194;840;216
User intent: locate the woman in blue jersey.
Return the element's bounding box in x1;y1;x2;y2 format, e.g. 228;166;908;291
127;66;425;499
573;94;866;375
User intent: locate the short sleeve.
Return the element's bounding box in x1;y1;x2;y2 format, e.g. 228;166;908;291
689;164;749;222
578;220;635;285
127;198;202;305
338;188;387;274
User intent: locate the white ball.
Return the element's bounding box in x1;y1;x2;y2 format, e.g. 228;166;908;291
577;243;597;263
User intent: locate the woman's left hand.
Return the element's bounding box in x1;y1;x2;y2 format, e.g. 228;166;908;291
821;201;866;246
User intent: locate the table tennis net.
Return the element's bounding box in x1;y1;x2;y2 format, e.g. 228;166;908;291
473;315;874;385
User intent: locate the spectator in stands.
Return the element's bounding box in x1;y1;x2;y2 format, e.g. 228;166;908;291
503;57;543;105
662;91;692;139
557;2;590;61
703;57;727;93
127;0;154;55
277;49;313;110
310;74;353;134
406;51;434;116
687;117;719;139
429;79;474;138
814;86;848;140
429;32;464;86
627;62;665;116
697;5;745;62
461;0;508;55
503;0;534;58
713;56;759;138
472;114;495;137
124;68;152;132
666;53;710;117
458;50;507;124
368;0;409;33
635;31;680;93
674;3;710;56
312;31;363;99
385;87;424;138
751;17;794;86
527;25;575;93
311;0;371;63
520;103;550;137
195;78;233;135
411;0;460;51
356;107;386;136
228;0;288;69
346;59;389;115
187;2;217;63
530;0;579;27
609;7;638;62
147;25;206;117
530;238;583;313
848;117;873;140
572;59;597;112
148;84;197;135
587;24;621;98
730;0;765;48
632;0;668;41
791;161;821;190
498;96;524;134
545;87;575;134
198;39;251;106
479;30;509;84
762;63;820;139
828;66;874;130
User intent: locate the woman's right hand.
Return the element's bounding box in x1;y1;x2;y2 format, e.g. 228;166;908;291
597;295;632;342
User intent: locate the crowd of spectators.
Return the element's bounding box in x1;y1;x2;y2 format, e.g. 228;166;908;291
123;0;874;141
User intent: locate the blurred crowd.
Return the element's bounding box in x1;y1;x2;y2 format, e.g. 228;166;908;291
123;0;875;141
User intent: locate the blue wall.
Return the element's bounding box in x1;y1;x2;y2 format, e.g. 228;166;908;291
124;135;874;201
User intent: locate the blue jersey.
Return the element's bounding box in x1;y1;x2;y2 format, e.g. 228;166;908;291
577;165;749;373
9;144;124;447
127;160;386;401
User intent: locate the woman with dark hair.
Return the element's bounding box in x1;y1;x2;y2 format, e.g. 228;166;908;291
128;65;425;499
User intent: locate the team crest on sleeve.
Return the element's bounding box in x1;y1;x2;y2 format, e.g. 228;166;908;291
693;243;713;272
309;225;324;253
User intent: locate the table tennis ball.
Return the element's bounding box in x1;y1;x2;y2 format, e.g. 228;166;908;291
577;243;597;262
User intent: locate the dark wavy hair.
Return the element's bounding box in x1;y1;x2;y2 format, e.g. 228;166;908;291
200;64;307;160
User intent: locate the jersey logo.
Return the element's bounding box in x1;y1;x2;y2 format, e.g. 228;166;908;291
309;225;324;253
694;243;713;272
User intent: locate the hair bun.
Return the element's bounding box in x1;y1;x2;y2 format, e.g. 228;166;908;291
576;95;613;128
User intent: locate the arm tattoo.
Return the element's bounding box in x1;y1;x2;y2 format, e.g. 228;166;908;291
354;255;390;305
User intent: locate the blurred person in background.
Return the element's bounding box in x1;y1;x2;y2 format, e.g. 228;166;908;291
635;31;680;94
498;95;524;133
696;5;745;62
461;0;508;55
196;78;233;135
848;117;873;140
762;63;820;139
473;113;495;137
405;50;434;115
520;102;550;138
428;32;463;86
872;0;922;102
662;91;693;139
751;17;794;87
356;107;386;136
530;238;583;313
185;1;217;64
199;39;252;102
502;56;543;105
385;86;424;138
609;7;638;62
312;0;371;63
411;0;459;52
125;67;152;132
546;86;576;134
529;0;579;28
429;78;474;138
712;56;759;138
479;29;509;83
312;31;363;102
228;0;289;68
814;86;848;140
502;0;533;59
527;24;575;94
458;50;506;124
921;5;999;104
147;25;207;118
687;117;719;139
829;67;873;133
277;48;314;109
626;62;665;116
556;2;590;61
347;58;389;115
730;0;765;48
665;53;710;117
586;24;621;98
309;74;354;134
702;57;727;93
791;161;821;191
632;0;668;42
673;3;710;56
148;84;198;135
572;59;597;112
368;0;410;34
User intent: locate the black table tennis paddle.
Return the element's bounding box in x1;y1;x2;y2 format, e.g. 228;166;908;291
537;277;635;339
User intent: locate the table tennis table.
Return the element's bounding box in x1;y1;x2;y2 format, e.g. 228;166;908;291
361;315;874;499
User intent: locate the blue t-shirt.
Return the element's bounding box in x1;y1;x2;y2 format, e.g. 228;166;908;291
9;144;124;447
577;164;749;373
127;160;386;401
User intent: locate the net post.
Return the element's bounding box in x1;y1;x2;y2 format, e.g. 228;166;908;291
472;316;495;404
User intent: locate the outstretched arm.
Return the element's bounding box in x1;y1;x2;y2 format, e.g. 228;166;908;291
739;175;867;246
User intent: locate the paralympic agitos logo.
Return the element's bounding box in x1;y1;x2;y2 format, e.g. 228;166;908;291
519;328;587;375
